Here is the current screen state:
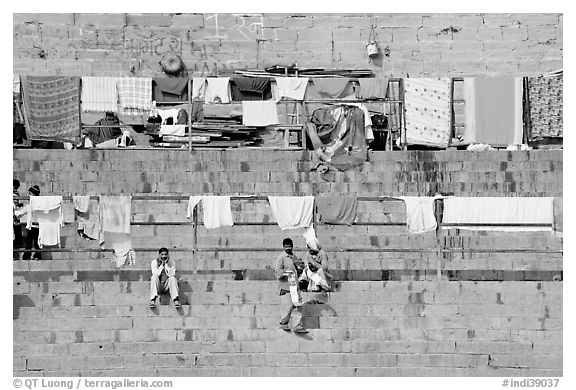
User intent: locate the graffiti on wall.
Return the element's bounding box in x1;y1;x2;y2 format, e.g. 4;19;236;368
205;14;263;41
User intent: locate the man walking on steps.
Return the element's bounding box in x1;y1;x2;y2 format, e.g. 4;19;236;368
274;238;308;334
149;247;181;309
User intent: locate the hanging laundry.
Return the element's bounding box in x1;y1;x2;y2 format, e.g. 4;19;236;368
528;73;563;139
398;196;442;234
104;232;136;268
442;197;553;231
231;77;272;101
463;77;523;146
242;101;279;127
26;196;64;247
403;78;452;148
553;197;563;236
186;196;203;219
267;196;314;230
315;196;358;226
74;196;101;241
153;78;189;102
358;77;389;99
192;77;207;100
21;76;81;142
13;74;20;94
73;196;90;213
81;76;121;112
312;78;352;99
35;208;63;248
307;105;368;171
200;196;234;229
205;77;231;103
99;196;131;234
186;196;233;229
274;77;309;101
99;196;133;267
116;77;152;116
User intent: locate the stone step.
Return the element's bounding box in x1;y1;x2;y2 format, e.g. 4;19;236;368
15;366;562;377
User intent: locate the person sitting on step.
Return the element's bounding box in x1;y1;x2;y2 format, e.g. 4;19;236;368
299;238;333;292
149;247;181;309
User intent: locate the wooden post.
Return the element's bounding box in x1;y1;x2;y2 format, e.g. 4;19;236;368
78;77;83;144
188;79;193;151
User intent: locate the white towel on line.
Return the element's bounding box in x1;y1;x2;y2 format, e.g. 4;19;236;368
73;195;91;213
442;197;553;231
205;77;231;103
186;196;233;229
242;101;279;126
100;196;131;234
192;77;206;100
81;76;121;113
274;77;309;101
27;196;63;229
268;196;314;230
35;208;63;247
398;196;442;234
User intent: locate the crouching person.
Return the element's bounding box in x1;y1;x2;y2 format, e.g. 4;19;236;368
150;247;181;309
300;238;333;292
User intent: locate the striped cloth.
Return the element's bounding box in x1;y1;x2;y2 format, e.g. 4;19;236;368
21;75;81;141
116;77;152;116
404;78;452;148
81;76;121;112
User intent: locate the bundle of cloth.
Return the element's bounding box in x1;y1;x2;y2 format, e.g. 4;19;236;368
306;105;369;173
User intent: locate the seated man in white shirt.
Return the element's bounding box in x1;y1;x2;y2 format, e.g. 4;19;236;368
149;247;181;309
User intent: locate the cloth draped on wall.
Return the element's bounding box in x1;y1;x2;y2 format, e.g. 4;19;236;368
307;105;368;171
403;78;452;148
397;196;442;234
205;77;231;103
267;196;314;230
85;115;123;145
74;196;102;241
21;76;81;142
242;101;279;126
442;197;553;231
186;196;233;229
527;73;563;139
315;196;358;226
116;77;152;116
231;77;272;101
463;77;523;146
358;78;389;99
99;196;134;268
81;77;121;113
274;77;309;101
153;78;189;102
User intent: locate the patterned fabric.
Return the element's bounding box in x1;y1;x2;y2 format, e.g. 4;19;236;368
116;77;152;116
528;74;563;139
21;76;81;141
403;78;451;148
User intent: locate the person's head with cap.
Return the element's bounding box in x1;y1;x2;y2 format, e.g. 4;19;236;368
28;185;40;196
306;237;321;254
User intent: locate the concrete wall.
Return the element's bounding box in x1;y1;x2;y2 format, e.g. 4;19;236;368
13;149;563;376
13;13;563;77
